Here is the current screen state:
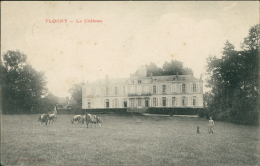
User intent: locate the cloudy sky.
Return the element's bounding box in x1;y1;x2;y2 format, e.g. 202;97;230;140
2;1;259;97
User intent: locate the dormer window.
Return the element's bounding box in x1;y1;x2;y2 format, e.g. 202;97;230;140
138;80;142;84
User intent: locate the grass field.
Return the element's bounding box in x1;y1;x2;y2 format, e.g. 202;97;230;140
1;114;259;166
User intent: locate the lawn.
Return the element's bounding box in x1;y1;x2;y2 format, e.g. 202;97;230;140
1;114;259;166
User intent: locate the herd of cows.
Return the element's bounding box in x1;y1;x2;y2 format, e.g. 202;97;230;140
38;112;102;128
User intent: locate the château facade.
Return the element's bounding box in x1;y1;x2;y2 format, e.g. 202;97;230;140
82;66;203;113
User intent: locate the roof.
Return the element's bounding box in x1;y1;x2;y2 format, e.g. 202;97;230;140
90;78;129;85
151;75;200;82
86;75;200;86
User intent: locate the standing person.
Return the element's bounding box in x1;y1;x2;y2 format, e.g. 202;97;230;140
208;117;214;134
53;105;57;115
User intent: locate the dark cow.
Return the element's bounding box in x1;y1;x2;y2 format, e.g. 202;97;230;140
85;114;102;128
38;114;49;125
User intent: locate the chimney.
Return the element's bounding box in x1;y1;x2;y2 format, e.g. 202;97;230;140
150;72;153;82
200;74;203;80
176;71;179;79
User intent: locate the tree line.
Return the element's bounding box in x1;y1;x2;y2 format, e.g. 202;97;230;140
1;51;58;114
203;24;259;125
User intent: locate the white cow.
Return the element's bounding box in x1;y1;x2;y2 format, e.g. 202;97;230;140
48;114;57;124
48;110;57;124
71;115;82;124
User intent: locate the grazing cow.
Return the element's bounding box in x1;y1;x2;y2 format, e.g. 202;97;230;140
85;114;102;128
81;115;86;124
48;114;57;124
71;115;82;124
38;114;49;125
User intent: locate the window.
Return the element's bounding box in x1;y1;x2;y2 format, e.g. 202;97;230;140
138;80;142;84
182;83;185;92
138;98;142;106
114;99;119;108
162;85;166;93
106;87;110;95
131;80;134;84
130;99;135;107
135;86;137;93
162;97;167;106
153;97;156;106
115;87;118;95
124;101;127;107
105;99;109;108
193;96;197;106
193;84;197;92
182;96;187;106
88;102;91;108
145;98;149;107
172;97;176;106
172;84;176;92
153;85;156;93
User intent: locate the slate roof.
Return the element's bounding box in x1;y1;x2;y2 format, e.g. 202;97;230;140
87;75;200;85
90;78;129;85
151;75;200;82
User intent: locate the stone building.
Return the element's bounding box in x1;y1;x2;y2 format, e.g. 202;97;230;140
82;66;203;114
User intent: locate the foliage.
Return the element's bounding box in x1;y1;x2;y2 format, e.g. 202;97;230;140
1;50;49;114
205;24;259;125
134;60;194;76
68;82;83;106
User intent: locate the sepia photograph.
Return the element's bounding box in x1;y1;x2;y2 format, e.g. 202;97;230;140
1;1;259;166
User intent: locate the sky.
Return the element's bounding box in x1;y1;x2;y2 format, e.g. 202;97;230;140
2;1;259;97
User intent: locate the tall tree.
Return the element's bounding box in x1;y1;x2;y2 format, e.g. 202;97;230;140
1;50;47;114
69;82;83;106
205;24;259;125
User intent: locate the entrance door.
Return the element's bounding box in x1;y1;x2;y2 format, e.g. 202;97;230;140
124;101;127;107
